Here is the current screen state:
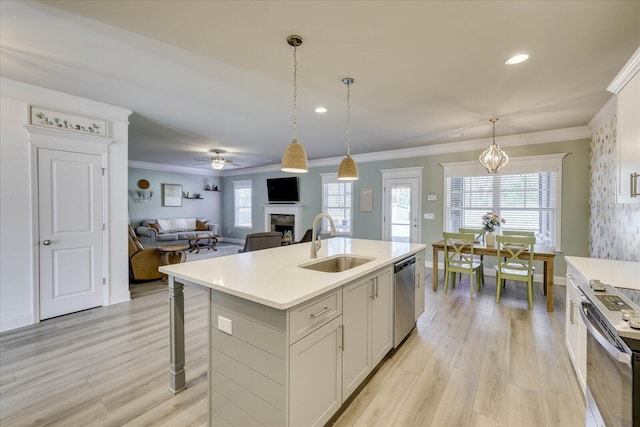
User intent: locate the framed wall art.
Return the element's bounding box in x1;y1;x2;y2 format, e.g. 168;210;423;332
162;183;182;207
29;106;109;137
360;188;373;212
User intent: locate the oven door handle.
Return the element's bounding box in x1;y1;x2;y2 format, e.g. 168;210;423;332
579;302;631;365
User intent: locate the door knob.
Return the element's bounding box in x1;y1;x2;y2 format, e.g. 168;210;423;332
42;240;51;246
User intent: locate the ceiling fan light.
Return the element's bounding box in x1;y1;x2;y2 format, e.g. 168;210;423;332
211;158;225;170
281;139;308;173
338;155;359;180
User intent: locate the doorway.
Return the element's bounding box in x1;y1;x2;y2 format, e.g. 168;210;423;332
381;167;422;243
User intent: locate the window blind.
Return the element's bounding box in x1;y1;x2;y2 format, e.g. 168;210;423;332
233;180;252;227
446;171;558;247
321;174;352;235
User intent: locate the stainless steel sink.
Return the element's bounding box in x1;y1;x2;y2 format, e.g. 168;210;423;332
299;255;374;273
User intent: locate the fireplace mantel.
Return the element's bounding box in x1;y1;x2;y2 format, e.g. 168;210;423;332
263;204;304;241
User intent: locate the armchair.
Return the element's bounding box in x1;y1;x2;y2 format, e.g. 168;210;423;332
128;226;163;281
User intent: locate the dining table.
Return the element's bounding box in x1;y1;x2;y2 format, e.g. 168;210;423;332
431;240;558;312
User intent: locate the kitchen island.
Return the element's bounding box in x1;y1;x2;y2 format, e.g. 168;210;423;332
160;237;426;426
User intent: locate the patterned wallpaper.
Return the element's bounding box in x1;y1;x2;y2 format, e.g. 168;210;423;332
590;114;640;261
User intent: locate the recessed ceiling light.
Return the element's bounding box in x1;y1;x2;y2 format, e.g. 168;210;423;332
505;54;529;65
315;107;328;113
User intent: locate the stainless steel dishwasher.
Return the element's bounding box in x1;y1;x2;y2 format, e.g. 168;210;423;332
394;255;416;347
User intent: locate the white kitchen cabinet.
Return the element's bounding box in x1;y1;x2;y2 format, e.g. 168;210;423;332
415;249;426;320
565;264;587;395
608;47;640;203
342;267;393;399
290;316;343;427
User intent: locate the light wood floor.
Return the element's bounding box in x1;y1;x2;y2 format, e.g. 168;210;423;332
0;270;584;426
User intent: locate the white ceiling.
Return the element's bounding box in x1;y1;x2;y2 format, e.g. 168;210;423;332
1;1;639;172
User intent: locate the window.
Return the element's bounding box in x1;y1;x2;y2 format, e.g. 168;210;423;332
233;180;252;228
321;173;353;236
443;154;566;249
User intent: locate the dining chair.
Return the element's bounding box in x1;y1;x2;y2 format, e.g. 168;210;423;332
458;227;486;280
495;235;535;309
502;230;536;237
443;232;484;298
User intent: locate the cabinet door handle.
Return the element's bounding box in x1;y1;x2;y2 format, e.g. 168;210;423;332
370;279;376;299
338;325;344;351
570;301;578;325
374;277;379;298
310;307;331;319
415;272;420;288
631;172;640;198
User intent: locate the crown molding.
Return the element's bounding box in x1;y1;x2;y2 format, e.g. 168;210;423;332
588;96;616;130
607;47;640;94
128;160;219;177
139;125;591;177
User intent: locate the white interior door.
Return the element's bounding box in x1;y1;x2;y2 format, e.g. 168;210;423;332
383;177;420;243
39;148;104;319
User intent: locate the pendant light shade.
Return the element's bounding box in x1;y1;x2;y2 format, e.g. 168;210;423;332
281;35;308;173
479;118;509;173
281;139;308;173
338;77;358;180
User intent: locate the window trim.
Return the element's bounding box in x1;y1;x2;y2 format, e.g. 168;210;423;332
233;179;252;228
442;153;567;250
320;172;353;236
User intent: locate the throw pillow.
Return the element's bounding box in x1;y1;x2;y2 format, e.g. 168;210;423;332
148;223;163;234
185;218;197;231
196;219;209;231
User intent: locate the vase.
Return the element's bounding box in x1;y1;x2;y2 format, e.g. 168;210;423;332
485;231;495;247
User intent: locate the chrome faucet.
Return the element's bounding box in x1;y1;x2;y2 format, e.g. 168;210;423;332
310;213;336;258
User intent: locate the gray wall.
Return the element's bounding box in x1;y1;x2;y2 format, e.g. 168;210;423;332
128;168;221;227
220;138;591;276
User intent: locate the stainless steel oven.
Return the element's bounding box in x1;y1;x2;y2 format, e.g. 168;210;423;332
578;283;640;427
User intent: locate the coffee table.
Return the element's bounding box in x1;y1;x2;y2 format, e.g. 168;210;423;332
188;235;218;253
157;244;189;282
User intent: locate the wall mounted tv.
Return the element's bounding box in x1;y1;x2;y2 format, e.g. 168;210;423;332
266;177;300;203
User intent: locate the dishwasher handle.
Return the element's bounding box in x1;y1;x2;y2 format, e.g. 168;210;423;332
394;256;416;273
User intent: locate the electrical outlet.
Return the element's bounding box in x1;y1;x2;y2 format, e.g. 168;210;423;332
217;316;232;335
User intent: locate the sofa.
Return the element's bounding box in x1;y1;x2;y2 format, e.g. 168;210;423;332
135;217;220;247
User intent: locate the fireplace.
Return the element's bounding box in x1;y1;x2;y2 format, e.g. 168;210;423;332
270;214;295;238
263;205;304;241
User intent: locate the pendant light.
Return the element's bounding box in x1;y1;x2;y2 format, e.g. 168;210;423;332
479;118;509;173
281;35;308;173
338;77;359;180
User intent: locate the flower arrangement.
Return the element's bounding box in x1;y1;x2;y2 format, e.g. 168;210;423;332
482;212;505;232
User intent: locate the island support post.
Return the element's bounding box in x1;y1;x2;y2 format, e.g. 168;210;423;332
168;276;187;393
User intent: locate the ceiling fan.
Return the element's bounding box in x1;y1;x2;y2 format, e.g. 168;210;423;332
193;149;238;170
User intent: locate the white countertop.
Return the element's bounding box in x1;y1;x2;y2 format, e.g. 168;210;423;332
160;237;426;310
565;256;640;290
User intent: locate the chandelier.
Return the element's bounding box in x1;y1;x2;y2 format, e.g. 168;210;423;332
479;118;509;173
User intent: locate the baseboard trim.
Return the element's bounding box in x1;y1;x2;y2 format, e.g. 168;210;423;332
0;313;34;332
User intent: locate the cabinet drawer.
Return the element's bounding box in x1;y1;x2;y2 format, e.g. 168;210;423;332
289;289;342;344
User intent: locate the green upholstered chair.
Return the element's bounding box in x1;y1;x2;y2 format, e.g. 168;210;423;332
495;235;536;309
443;232;484;298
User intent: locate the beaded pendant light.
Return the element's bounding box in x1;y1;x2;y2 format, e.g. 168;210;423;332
479;118;509;173
281;35;308;173
338;77;359;180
